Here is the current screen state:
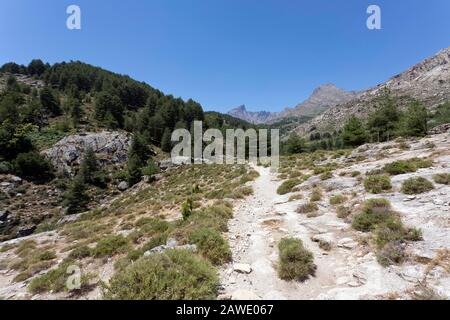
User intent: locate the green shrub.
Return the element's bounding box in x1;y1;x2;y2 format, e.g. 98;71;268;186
364;175;392;194
310;189;322;202
401;177;434;195
336;206;351;219
277;178;301;195
12;152;54;181
383;158;433;175
351;171;361;177
320;171;333;181
376;241;406;267
433;173;450;185
351;199;393;232
103;249;218;300
68;245;92;260
189;228;231;265
296;202;319;214
92;235;129;258
329;194;347;205
278;237;316;281
181;198;193;220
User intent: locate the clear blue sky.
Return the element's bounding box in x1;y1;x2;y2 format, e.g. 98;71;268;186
1;0;449;112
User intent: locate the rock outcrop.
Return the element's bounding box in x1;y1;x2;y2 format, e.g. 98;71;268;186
42;131;131;175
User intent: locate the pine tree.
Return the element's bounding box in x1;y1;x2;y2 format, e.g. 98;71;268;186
40;87;61;116
161;128;172;153
127;153;143;186
79;148;99;184
63;175;90;215
342;116;367;147
402;100;428;137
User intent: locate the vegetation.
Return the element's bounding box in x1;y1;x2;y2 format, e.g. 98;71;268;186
278;237;316;281
401;177;434;195
189;228;231;265
103;249;218;300
296;202;319;214
383;158;432;175
329;194;347;205
364;175;392;194
277;178;302;195
433;173;450;185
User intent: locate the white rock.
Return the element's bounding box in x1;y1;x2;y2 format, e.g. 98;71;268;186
231;290;261;300
233;263;252;274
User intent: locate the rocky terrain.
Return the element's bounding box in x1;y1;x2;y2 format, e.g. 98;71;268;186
219;130;450;300
295;46;450;136
227;105;276;124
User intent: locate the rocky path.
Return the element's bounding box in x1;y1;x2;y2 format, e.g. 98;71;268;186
219;163;441;300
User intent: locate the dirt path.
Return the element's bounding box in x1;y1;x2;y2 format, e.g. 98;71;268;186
220;164;414;300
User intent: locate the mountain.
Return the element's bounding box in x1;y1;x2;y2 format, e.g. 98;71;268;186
294;46;450;136
272;84;357;122
227;105;276;124
227;84;356;125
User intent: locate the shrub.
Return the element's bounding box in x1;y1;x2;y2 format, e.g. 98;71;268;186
310;189;322;202
277;178;301;195
351;171;361;177
296;202;319;214
401;177;434;195
320;171;333;181
189;228;231;265
433;173;450;185
278;237;316;281
364;175;392;194
288;193;303;202
336;206;351;219
68;245;92;260
329;194;347;205
103;249;218;300
92;235;129;258
181;198;193;220
376;241;406;267
12;152;54;181
383;158;433;176
351;198;393;232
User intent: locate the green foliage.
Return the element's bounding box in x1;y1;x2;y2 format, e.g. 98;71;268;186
336;206;351;219
161;128;172;153
433;173;450;185
141;158;160;176
12;152;54;181
189;228;231;265
277;178;302;195
342;116;366;147
278;237;316;281
94;92;124;128
310;188;322;202
400;100;428;137
383;158;432;175
78;148;106;188
330;194;347;205
0;121;33;161
284;133;306;155
181;198;193;221
366;91;401;142
364;175;392;194
103;249;218;300
40;87;61;116
92;235;129;258
352;198;393;232
401;177;434;195
429;102;450;128
296;202;319;214
63;175;90;214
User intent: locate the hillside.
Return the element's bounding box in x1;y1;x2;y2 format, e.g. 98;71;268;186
295;47;450;136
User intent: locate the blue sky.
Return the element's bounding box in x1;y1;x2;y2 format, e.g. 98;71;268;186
0;0;449;112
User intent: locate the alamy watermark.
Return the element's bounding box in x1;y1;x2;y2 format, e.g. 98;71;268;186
66;5;81;30
367;5;381;30
171;121;280;170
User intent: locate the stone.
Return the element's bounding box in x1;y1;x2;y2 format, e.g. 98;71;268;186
233;263;252;274
337;238;358;249
217;293;232;300
433;199;445;206
231;290;261;300
311;233;335;246
57;213;82;225
41;131;131;175
118;181;129;191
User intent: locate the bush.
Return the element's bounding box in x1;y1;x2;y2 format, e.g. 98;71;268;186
92;235;129;258
278;237;316;281
189;228;231;265
68;245;92;260
336;206;351;219
181;198;193;220
351;199;393;232
103;249;219;300
329;194;347;205
277;178;301;195
376;241;406;267
433;173;450;185
296;202;318;214
383;158;433;175
401;177;434;195
310;188;322;202
364;175;392;194
320;171;333;181
12;152;54;181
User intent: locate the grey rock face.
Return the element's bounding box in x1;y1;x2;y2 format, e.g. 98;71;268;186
42;131;131;175
227;105;276;124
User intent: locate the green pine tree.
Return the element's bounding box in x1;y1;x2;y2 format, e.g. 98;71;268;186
161;128;172;153
342;116;367;147
63;175;90;215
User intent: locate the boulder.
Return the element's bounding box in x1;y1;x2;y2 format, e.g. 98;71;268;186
41;131;131;175
118;181;129;191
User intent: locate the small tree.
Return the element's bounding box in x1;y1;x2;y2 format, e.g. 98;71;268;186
161;128;172;153
40;87;61;116
401;100;428;137
181;198;193;221
127;153;143;186
342;116;366;147
63;175;90;214
79;147;106;187
284;133;306;154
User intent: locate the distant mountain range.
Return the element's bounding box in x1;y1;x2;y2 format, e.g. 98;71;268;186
227;84;356;124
